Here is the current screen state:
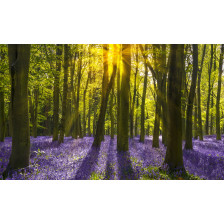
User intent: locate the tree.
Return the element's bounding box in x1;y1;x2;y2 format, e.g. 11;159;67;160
140;44;148;143
3;44;31;178
0;48;6;142
164;44;185;171
117;44;131;151
197;44;206;141
53;44;62;141
59;44;69;143
216;44;224;140
185;44;198;150
93;44;118;147
130;45;138;139
205;44;213;135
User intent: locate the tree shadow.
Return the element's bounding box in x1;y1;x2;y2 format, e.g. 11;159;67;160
117;149;138;180
71;146;101;180
104;138;116;180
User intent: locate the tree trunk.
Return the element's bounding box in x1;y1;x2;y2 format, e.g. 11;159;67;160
205;44;213;135
161;44;167;146
93;45;118;147
0;87;5;142
110;86;115;139
117;44;131;151
185;44;198;150
164;44;185;171
59;44;69;143
193;95;198;139
140;45;148;143
216;44;224;140
197;44;206;141
74;47;82;139
4;44;31;176
152;45;162;148
130;45;138;139
53;44;62;141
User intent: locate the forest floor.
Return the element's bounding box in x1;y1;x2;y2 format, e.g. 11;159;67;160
0;135;224;180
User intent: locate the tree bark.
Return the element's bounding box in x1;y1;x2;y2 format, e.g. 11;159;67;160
4;44;31;175
205;44;213;135
117;44;131;151
185;44;198;150
59;44;69;143
216;44;224;140
130;45;138;139
140;45;148;143
93;45;118;147
197;44;206;141
164;44;185;171
53;44;62;141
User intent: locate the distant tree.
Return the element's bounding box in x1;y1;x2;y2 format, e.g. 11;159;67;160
205;44;213;135
216;44;224;140
197;44;206;141
140;44;148;143
59;44;69;143
185;44;198;150
53;44;62;141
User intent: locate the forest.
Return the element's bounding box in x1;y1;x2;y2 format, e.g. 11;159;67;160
0;44;224;180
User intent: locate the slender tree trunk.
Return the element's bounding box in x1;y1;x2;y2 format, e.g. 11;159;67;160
53;44;62;141
59;44;69;143
74;47;82;139
210;89;214;135
135;97;139;136
197;44;206;141
161;44;167;146
110;87;115;139
205;44;213;135
117;45;121;144
140;45;148;143
130;45;138;139
185;44;198;150
0;87;5;142
164;44;185;171
216;44;224;140
117;44;131;151
152;45;162;148
93;45;118;147
193;95;198;139
4;44;31;177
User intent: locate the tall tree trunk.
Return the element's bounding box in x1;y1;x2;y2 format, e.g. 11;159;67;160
164;44;185;171
210;89;214;135
117;44;131;151
130;45;138;139
152;45;162;148
53;44;62;141
74;47;82;139
93;45;118;147
4;44;31;177
197;44;206;141
205;44;213;135
140;45;148;143
59;44;69;143
110;87;115;139
216;44;224;140
193;95;198;139
0;87;5;142
185;44;198;150
135;96;139;136
117;45;121;144
161;44;167;146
